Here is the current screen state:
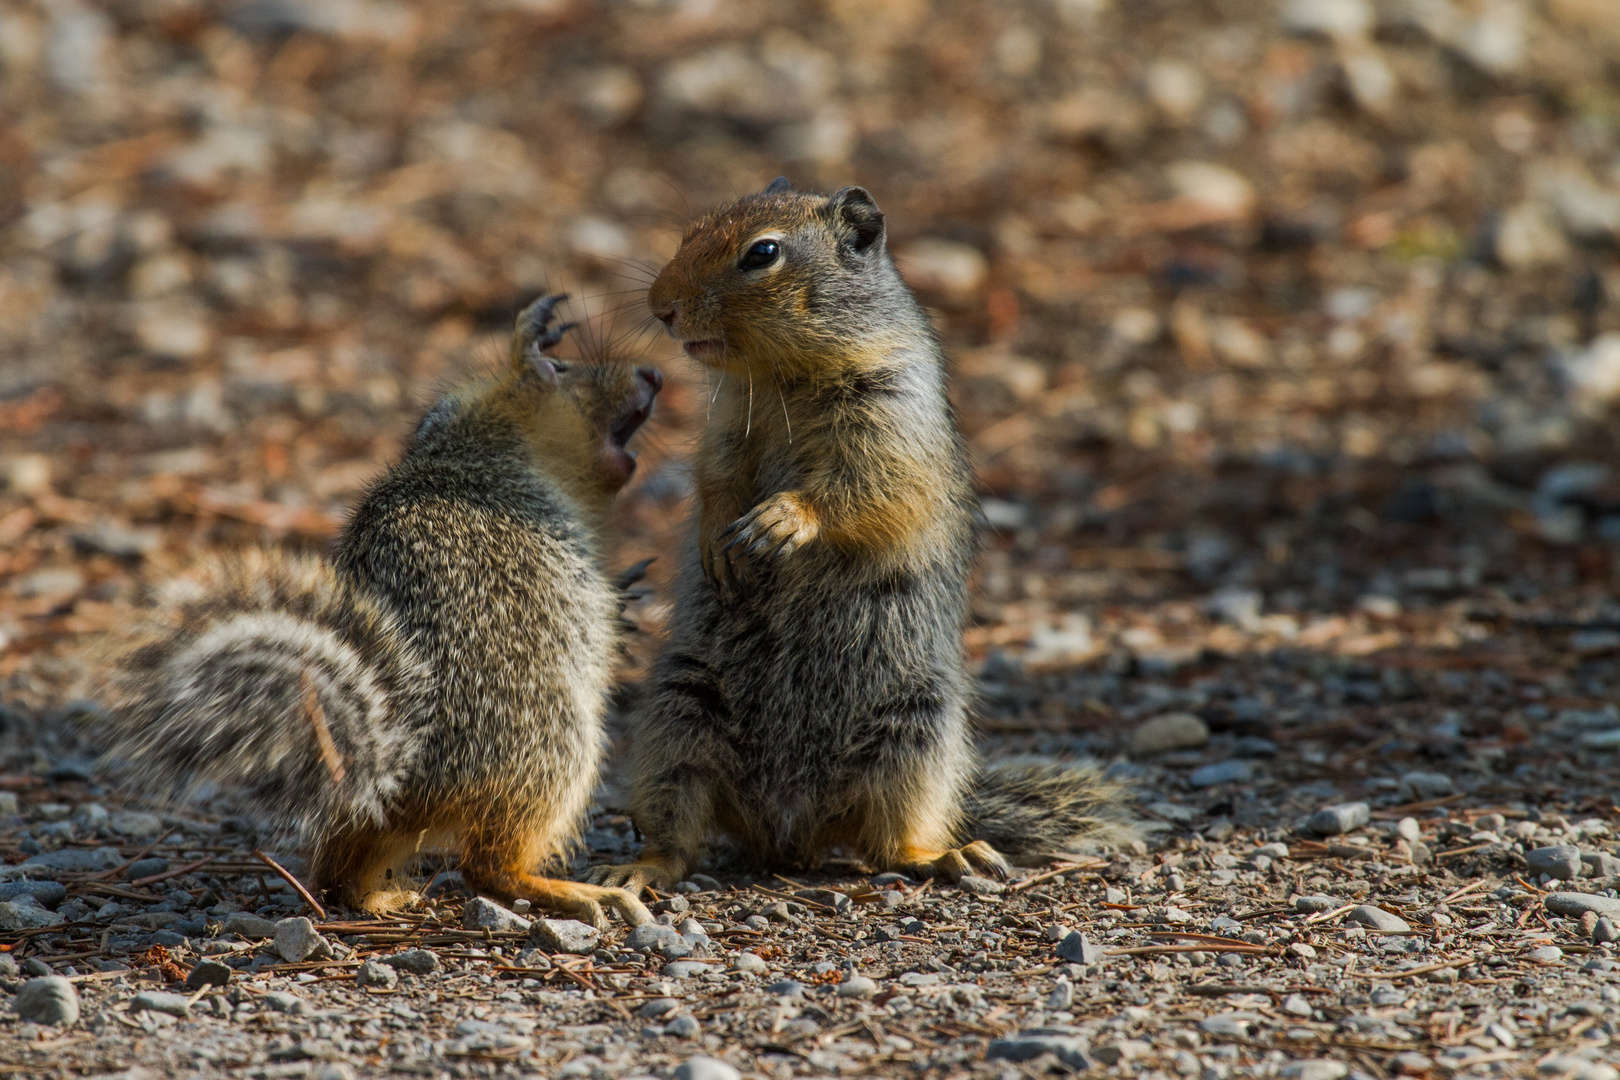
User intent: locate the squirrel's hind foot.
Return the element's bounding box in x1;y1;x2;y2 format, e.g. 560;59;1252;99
892;840;1011;883
544;883;653;931
472;870;653;930
357;888;424;916
581;853;685;898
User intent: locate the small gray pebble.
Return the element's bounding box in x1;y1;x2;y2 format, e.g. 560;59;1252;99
956;874;1004;896
1189;759;1253;788
795;888;853;913
731;952;768;974
222;913;277;940
638;997;680;1019
1056;930;1101;965
673;1057;740;1080
263;991;306;1014
1546;893;1620;920
836;975;878;998
382;948;439;975
273;917;330;963
1308;802;1369;836
1348;904;1410;933
14;976;79;1025
0;881;67;909
185;959;232;990
461;897;531;934
665;1014;701;1038
0;900;64;930
1294;894;1340;913
1528;845;1584;882
530;918;599;955
126;858;170;881
132;991;192;1018
663;960;717;979
988;1033;1089;1069
355;960;399;989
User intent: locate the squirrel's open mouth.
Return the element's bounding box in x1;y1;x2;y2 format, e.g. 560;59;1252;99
608;367;662;450
610;402;653;450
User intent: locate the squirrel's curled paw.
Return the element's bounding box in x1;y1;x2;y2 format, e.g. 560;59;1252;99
720;492;819;574
581;856;684;897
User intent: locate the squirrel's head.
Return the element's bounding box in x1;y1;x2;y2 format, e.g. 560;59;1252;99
648;178;914;380
416;294;661;506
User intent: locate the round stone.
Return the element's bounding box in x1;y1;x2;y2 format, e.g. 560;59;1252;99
15;976;79;1026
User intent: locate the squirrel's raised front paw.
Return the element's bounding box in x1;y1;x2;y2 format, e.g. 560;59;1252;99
721;493;819;575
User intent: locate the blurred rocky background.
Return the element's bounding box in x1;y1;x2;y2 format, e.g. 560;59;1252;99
4;0;1620;744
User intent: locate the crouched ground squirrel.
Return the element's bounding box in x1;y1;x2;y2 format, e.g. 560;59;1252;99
587;179;1135;893
107;296;659;927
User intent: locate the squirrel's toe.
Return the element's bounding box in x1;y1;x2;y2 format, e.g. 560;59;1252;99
961;840;1011;880
608;890;654;928
578;900;609;931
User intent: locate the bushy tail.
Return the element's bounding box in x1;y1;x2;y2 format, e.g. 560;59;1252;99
104;550;431;844
962;758;1138;858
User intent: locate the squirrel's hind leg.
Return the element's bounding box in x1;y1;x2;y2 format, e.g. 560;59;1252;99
585;661;730;896
458;820;653;930
314;827;428;915
855;759;1012;883
581;759;718;897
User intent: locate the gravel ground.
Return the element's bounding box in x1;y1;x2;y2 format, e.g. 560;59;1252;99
9;636;1620;1080
9;0;1620;1076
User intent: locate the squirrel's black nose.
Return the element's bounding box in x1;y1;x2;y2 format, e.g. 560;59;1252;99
653;308;675;327
637;367;663;393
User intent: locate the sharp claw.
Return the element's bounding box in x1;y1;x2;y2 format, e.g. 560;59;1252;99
535;321;577;351
723;532;749;554
521;293;568;336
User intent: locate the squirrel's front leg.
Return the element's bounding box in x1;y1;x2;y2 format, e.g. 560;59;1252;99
720;492;820;583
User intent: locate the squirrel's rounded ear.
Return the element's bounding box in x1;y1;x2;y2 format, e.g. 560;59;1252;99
829;186;884;253
763;176;793;195
520;353;560;389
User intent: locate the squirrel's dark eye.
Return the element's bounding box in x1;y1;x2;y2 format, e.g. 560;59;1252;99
738;239;780;271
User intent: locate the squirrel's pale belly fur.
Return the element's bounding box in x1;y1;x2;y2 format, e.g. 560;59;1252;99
106;297;659;927
653;359;977;865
